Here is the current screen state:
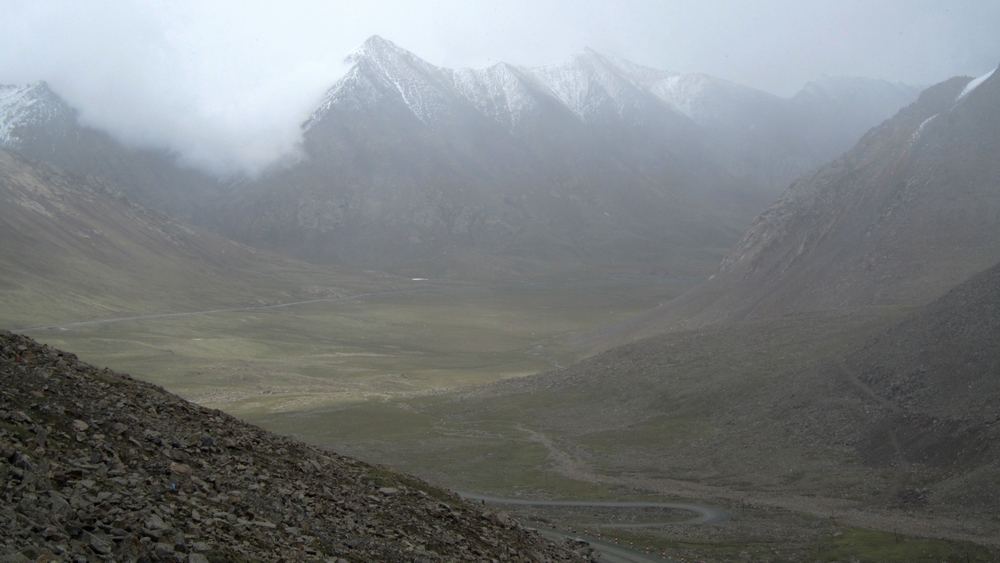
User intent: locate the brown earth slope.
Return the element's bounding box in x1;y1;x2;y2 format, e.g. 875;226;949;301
0;330;591;562
0;149;391;329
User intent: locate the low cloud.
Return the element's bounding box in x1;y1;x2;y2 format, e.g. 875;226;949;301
2;0;997;176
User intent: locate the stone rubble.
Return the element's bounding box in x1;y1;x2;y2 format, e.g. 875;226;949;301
0;330;592;563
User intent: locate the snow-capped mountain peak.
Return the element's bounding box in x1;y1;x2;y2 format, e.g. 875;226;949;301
345;35;440;76
1;81;74;149
306;35;460;128
308;38;696;131
302;36;921;168
345;35;402;63
529;48;657;122
451;62;564;130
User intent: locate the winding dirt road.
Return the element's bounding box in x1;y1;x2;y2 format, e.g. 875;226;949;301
458;493;731;525
459;492;726;563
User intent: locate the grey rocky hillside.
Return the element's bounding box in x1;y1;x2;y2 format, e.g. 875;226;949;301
2;37;918;280
749;258;1000;518
582;64;1000;348
0;330;592;562
841;259;1000;505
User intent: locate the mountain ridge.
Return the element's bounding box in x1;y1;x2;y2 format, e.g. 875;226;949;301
216;37;921;279
2;37;920;281
316;36;919;141
580;64;1000;350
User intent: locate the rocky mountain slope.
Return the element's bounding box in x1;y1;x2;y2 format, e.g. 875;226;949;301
712;67;1000;315
0;330;591;562
713;257;1000;517
844;259;1000;487
583;65;1000;347
0;149;386;329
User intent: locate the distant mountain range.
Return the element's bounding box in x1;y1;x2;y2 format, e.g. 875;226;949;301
302;37;917;190
2;36;919;280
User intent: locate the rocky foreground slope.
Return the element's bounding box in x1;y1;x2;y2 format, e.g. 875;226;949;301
0;330;590;562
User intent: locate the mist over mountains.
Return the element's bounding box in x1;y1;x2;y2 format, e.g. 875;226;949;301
583;64;1000;346
0;149;382;329
0;82;224;226
2;36;918;280
223;37;918;279
3;29;1000;560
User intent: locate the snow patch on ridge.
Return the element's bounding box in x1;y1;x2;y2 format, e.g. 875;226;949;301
0;82;73;148
306;36;730;130
911;113;939;144
956;68;996;102
452;63;542;130
529;49;651;122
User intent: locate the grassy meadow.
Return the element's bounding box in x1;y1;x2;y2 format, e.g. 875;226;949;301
23;280;687;415
14;279;997;561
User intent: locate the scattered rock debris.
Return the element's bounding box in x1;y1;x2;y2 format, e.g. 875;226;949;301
0;330;593;562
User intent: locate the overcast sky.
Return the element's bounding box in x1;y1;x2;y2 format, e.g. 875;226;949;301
2;0;998;175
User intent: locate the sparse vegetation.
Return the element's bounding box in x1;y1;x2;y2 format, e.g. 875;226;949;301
27;282;684;414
